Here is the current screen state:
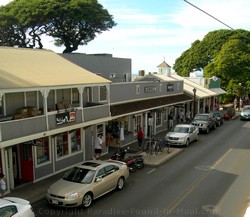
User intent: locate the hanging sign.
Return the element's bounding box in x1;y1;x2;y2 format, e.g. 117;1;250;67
56;111;76;125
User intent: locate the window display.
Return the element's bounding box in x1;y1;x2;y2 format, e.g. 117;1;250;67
57;132;68;157
70;129;81;152
36;137;49;164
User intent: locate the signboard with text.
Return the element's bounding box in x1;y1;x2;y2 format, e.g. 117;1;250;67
56;111;76;125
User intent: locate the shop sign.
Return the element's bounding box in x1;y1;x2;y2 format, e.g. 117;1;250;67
167;83;174;92
56;111;76;125
144;86;157;93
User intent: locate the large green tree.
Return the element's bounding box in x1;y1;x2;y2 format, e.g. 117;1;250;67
173;29;250;101
0;0;116;53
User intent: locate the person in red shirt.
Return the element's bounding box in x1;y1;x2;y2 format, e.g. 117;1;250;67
137;126;144;150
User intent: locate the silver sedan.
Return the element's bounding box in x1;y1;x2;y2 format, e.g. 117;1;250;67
165;124;199;147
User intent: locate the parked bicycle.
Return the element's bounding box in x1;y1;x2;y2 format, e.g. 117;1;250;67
154;139;166;155
143;138;163;155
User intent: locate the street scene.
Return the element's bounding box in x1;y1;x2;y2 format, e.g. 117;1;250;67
0;1;250;217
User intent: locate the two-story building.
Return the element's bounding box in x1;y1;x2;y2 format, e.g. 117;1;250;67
0;47;111;191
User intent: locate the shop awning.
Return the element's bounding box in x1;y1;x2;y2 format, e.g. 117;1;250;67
110;93;193;117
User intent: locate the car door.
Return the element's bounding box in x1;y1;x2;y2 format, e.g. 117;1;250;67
189;126;196;142
103;165;119;190
92;167;108;198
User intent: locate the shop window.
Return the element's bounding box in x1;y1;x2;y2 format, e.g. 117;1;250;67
36;137;49;165
163;108;168;122
133;115;142;134
56;132;69;157
70;129;81;153
155;111;162;126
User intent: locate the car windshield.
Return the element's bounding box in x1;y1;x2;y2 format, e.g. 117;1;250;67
243;107;250;112
194;115;208;121
171;127;189;133
63;167;96;184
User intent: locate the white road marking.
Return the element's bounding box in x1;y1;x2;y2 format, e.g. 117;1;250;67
147;169;156;174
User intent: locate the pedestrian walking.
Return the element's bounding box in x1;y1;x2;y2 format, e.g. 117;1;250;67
179;109;184;123
186;110;191;123
234;98;238;109
94;134;102;159
137;126;144;150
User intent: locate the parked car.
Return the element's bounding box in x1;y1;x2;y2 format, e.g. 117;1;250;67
212;111;224;126
191;113;216;134
240;105;250;120
47;160;129;208
0;197;35;217
165;124;199;147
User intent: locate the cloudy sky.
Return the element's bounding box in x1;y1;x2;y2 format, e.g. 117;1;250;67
1;0;250;74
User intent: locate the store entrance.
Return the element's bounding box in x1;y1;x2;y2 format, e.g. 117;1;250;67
19;143;34;182
12;143;34;186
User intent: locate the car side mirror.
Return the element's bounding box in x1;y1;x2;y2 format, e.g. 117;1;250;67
95;177;102;182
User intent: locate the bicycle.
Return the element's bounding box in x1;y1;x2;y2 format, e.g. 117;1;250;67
154;139;165;155
143;138;155;155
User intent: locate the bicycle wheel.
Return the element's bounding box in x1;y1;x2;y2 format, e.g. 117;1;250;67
155;142;159;155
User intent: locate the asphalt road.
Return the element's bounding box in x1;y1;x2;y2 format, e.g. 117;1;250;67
33;119;250;217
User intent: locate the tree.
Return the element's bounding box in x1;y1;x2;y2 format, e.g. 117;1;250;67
173;29;250;101
0;0;116;53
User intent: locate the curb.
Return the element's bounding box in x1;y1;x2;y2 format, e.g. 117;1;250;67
143;148;184;167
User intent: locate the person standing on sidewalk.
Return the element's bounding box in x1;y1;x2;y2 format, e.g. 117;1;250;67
137;126;144;150
168;111;174;129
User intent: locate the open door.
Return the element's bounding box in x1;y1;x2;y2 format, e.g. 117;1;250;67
20;143;34;182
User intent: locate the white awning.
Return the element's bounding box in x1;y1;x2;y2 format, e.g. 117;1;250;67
210;88;227;95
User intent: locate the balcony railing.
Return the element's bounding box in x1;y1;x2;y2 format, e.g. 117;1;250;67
0;104;110;142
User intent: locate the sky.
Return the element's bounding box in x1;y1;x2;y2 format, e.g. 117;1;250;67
1;0;250;74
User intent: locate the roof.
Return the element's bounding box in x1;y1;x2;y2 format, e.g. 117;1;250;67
169;74;218;98
0;47;111;90
110;94;193;117
209;88;227;95
157;61;171;68
135;73;219;98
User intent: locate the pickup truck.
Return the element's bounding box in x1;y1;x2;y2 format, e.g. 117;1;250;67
191;113;216;134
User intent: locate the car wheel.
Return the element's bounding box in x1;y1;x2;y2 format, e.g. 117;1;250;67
206;127;209;134
82;193;93;208
128;163;137;173
136;160;144;169
195;134;199;142
185;139;190;147
116;177;125;190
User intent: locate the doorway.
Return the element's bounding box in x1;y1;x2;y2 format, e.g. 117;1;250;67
19;143;34;182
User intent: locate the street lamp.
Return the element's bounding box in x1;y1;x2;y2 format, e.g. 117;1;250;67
193;88;197;117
